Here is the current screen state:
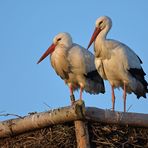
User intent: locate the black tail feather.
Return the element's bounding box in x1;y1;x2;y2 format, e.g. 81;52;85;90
84;70;105;93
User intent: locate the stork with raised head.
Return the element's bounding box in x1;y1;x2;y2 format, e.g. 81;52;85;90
37;32;105;104
87;16;148;112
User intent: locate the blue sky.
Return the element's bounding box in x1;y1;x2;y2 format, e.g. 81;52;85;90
0;1;148;121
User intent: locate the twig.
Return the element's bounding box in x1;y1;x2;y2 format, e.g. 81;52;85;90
127;105;133;112
43;102;52;109
122;140;128;148
0;113;23;119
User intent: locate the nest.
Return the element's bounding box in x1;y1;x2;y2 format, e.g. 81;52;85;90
0;122;76;148
89;122;148;147
0;121;148;147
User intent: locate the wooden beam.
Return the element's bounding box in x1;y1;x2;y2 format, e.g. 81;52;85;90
86;107;148;128
0;105;148;138
0;102;85;138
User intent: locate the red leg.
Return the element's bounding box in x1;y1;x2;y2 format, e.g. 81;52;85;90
111;85;115;111
69;85;73;96
123;82;127;112
69;85;75;105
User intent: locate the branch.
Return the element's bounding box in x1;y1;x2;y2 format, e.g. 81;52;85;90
0;100;85;138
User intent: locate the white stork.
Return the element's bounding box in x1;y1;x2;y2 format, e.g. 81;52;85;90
37;32;105;104
87;16;148;112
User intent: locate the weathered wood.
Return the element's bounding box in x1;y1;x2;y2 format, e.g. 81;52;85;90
73;100;90;148
0;105;148;139
86;107;148;128
0;101;85;138
74;120;90;148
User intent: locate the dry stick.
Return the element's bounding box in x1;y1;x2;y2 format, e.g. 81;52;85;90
127;105;133;112
0;113;23;119
43;102;52;109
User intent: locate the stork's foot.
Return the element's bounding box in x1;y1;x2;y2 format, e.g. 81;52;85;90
70;94;75;105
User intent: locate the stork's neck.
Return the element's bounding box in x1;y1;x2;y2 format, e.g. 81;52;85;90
97;25;110;42
94;26;111;59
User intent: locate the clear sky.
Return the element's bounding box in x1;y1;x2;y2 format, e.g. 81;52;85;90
0;1;148;121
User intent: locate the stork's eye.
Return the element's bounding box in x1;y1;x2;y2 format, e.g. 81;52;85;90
57;38;61;41
99;21;103;26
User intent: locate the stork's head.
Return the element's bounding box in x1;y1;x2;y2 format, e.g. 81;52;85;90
87;16;112;49
37;32;73;64
53;32;73;49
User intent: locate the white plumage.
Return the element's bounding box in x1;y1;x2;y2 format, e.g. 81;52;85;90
87;16;148;112
37;32;105;103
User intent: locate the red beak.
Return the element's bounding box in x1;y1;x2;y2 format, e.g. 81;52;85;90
37;43;56;64
87;27;101;49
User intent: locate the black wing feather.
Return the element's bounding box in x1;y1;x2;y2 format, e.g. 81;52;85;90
128;68;148;95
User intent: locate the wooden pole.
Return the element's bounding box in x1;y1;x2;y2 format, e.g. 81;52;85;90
72;100;90;148
74;121;90;148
